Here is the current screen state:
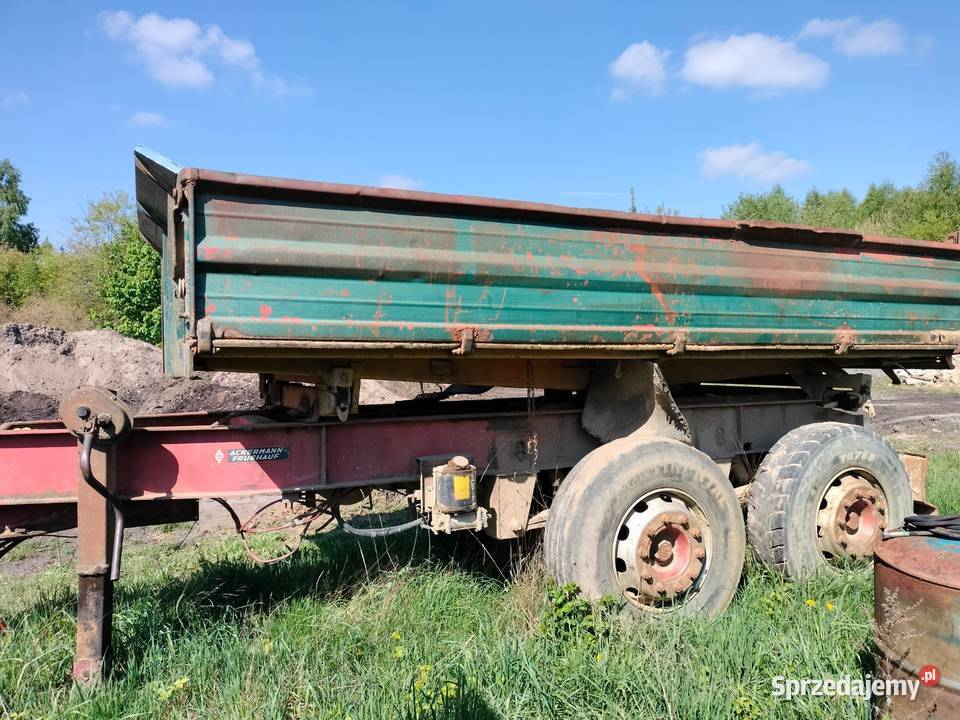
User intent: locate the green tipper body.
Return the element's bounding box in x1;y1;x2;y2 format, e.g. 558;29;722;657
134;147;960;377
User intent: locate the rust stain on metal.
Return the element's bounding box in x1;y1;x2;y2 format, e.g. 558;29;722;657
628;240;677;324
833;324;857;354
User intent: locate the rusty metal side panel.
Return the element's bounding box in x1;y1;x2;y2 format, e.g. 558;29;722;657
875;537;960;717
187;191;960;352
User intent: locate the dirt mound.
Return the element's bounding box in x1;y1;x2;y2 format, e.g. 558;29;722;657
0;323;260;423
896;367;960;386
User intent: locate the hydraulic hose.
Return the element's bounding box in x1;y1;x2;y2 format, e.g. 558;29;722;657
884;514;960;541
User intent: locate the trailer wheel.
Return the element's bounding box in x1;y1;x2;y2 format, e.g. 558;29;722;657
545;438;745;617
747;422;911;578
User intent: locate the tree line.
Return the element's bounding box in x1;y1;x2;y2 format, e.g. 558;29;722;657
0;164;161;342
2;151;959;344
721;152;960;241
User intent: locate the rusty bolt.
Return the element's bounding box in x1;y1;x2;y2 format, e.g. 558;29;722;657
679;516;690;529
642;572;654;584
655;583;667;595
877;507;886;515
868;494;877;503
76;406;90;421
840;540;848;549
691;529;703;542
694;549;705;561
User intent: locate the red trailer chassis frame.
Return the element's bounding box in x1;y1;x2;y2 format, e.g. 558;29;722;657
0;388;853;684
0;396;595;685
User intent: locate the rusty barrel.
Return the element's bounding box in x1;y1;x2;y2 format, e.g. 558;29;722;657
874;535;960;717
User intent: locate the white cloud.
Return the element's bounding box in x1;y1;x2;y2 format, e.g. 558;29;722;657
609;41;669;98
682;33;829;91
699;143;811;183
130;111;167;127
800;17;905;57
98;11;305;95
3;90;29;107
377;175;421;190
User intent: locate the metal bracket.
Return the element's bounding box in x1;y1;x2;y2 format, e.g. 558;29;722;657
196;317;214;354
789;362;871;412
452;328;475;356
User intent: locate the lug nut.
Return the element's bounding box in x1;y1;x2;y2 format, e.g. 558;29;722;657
694;549;705;561
655;583;667;595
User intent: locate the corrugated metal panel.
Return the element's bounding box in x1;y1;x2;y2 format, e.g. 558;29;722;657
192;190;960;348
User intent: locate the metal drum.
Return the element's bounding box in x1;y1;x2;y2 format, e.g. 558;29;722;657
874;535;960;717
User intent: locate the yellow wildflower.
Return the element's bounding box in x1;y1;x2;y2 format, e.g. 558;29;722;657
804;598;816;608
825;602;835;612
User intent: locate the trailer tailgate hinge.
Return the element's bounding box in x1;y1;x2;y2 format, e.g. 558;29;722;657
452;327;475;356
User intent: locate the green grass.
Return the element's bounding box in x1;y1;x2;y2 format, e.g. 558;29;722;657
2;460;959;720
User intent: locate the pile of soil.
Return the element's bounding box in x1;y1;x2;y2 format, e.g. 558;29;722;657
0;323;440;424
895;367;960;386
0;323;260;423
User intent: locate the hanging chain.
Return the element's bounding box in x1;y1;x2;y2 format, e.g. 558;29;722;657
526;360;539;471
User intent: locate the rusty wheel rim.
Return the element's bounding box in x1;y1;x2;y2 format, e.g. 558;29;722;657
816;470;887;560
613;490;711;609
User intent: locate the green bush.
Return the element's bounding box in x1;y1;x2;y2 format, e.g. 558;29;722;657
94;220;162;344
0;245;49;308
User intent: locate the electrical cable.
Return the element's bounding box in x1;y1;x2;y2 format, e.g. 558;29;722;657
330;503;423;537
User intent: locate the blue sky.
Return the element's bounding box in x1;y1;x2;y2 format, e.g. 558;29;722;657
1;1;956;245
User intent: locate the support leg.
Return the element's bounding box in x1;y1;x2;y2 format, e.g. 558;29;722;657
73;442;115;686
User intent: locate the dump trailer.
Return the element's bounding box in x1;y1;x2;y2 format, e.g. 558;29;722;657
3;146;960;683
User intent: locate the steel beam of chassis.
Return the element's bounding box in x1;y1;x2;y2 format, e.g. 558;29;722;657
0;401;598;507
0;396;858;513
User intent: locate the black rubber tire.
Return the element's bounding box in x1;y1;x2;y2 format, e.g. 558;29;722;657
544;437;745;617
747;422;911;579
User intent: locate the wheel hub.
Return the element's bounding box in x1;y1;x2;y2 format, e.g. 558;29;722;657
817;473;887;559
615;493;708;605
